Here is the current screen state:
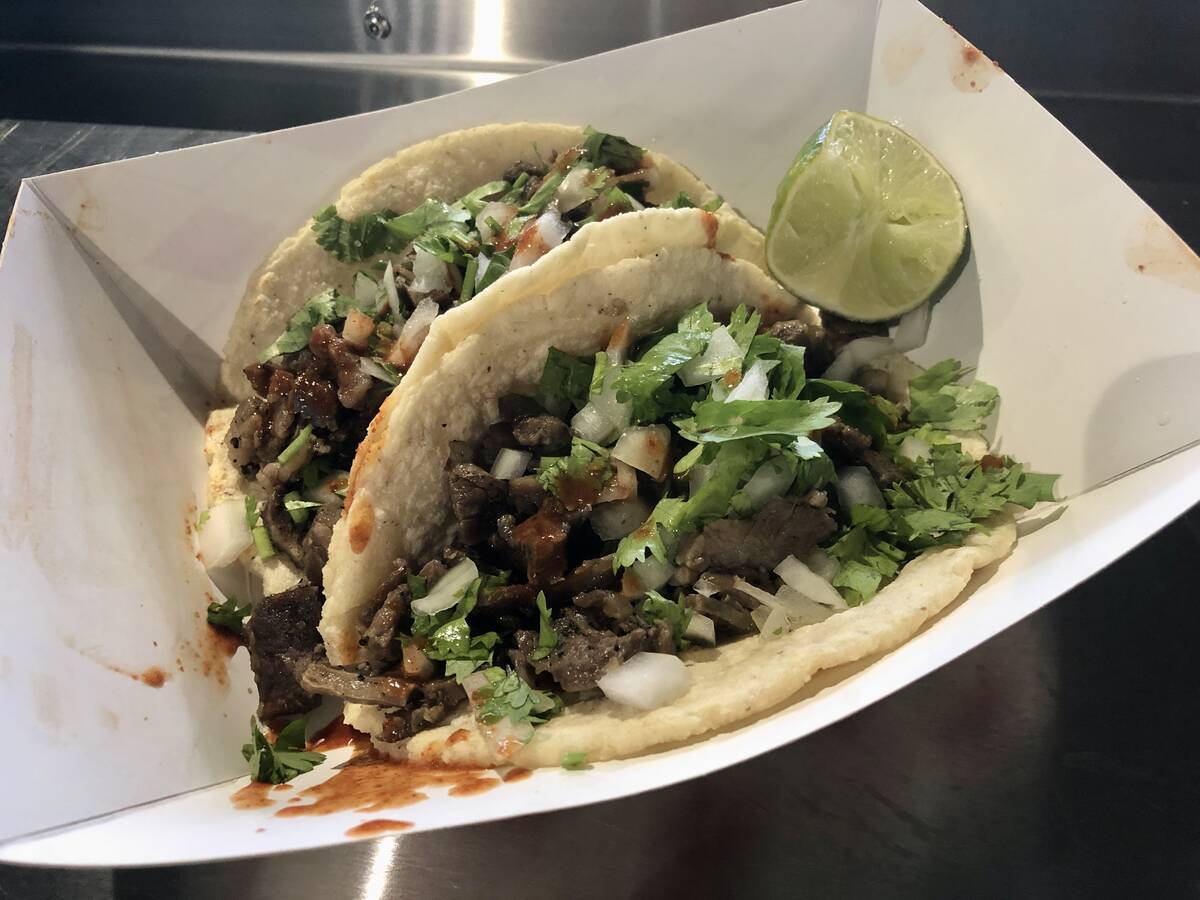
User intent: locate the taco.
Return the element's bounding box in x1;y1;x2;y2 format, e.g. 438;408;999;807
198;124;763;594
282;226;1054;767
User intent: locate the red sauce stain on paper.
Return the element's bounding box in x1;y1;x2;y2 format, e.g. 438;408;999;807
60;634;171;687
309;716;373;753
951;42;996;92
1126;215;1200;294
502;767;533;783
345;819;414;839
273;753;498;818
231;781;276;810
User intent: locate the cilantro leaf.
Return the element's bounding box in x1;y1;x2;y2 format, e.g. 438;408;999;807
772;344;808;400
538;438;613;502
908;360;999;432
537;348;595;418
473;667;562;726
610;330;708;416
661;191;723;212
195;509;210;530
416;576;502;682
457;180;509;216
206;596;251;635
380;198;471;246
258;287;369;361
581;126;646;174
311;205;401;263
531;592;557;661
561;751;590;770
614;498;687;569
725;305;761;357
242;718;325;784
641;590;692;649
677;398;841;446
517;172;565;216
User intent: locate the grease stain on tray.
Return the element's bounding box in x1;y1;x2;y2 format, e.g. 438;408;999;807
345;819;413;838
231;781;276;810
883;31;926;85
1126;215;1200;293
951;42;996;93
310;715;373;753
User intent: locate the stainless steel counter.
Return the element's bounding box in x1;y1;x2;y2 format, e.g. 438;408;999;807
2;1;1199;896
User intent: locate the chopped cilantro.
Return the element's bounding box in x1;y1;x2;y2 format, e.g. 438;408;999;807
908;360;999;432
677;397;841;447
538;438;613;501
531;591;557;661
537;348;595;418
517;172;565;216
458;256;479;305
258;287;370;362
614;497;687;570
242;718;325;784
206;596;251;635
311;205;401;263
457;180;509;216
283;491;321;524
611;329;708;419
473;667;562;726
641;590;692;649
277;425;313;466
580;126;646;174
195;509;210;530
416;576;503;682
561;751;590;770
803;379;890;445
661;191;724;212
476;251;510;292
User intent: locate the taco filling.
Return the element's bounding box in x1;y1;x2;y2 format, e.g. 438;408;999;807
246;299;1055;746
221;127;717;581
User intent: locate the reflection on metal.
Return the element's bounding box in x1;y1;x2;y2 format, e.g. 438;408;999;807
362;3;392;40
360;837;401;900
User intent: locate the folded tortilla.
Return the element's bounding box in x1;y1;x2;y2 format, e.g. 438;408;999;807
208;123;764;592
321;240;1015;765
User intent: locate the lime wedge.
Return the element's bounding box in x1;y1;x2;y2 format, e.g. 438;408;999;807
765;110;967;322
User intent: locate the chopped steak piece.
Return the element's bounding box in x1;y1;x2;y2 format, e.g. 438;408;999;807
820;420;873;461
299;661;420;707
478;582;538;613
245;585;323;720
447;464;508;545
572;589;634;622
289;373;339;429
511;414;571;453
685;593;755;634
261;486;306;568
768;314;887;375
301;503;341;585
446;440;475;469
362;563;411;674
511;500;572;585
686;497;836;573
508;475;547;516
377;678;467;742
862;448;905;487
545;554;618;602
513;610;672;693
225;395;268;471
309;324;373;410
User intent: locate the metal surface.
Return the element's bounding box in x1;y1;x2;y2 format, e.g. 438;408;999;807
1;0;1199;896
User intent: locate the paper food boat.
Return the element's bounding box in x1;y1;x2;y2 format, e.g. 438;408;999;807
2;0;1198;867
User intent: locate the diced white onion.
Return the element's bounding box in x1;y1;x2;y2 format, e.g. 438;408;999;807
355;271;381;310
731;577;779;607
628;555;675;595
511;209;569;269
359;356;399;385
342;308;375;350
490;448;531;480
382;261;402;321
891;302;932;353
775;555;848;610
597;653;691;710
474;253;491;288
773;586;835;625
803;548;840;582
596;460;637;504
683;613;716;646
612;425;671;480
481;716;535;759
410;247;452;296
835;466;885;510
899;434;931;462
734;457;795;513
571;402;615;443
752;603;791;641
303;470;349;506
461;670;490;700
387;297;439;370
474;201;517;245
196;498;253;570
679;326;743;386
823;336;896;382
591;495;650;540
692;573;722;598
724;359;778;403
411;558;479;616
555;165;600;212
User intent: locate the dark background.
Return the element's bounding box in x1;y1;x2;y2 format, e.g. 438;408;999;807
2;1;1199;896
